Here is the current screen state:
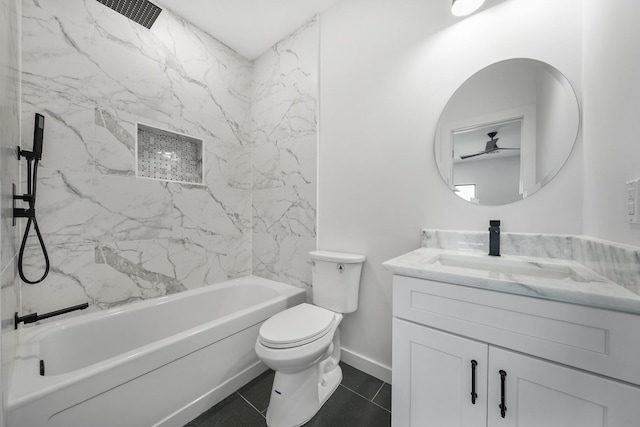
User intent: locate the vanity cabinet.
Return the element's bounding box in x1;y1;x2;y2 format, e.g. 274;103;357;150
392;275;640;427
487;347;640;427
393;319;487;427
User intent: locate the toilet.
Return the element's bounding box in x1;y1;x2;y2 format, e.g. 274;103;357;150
255;250;366;427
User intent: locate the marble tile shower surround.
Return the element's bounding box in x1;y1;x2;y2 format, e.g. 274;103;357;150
251;18;318;296
422;230;640;295
1;0;20;273
1;0;21;408
18;0;256;317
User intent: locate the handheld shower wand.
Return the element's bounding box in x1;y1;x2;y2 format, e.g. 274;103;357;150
14;113;50;284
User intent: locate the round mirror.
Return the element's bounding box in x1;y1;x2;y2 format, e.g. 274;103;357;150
434;58;580;205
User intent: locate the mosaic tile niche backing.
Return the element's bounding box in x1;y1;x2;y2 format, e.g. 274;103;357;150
137;124;203;184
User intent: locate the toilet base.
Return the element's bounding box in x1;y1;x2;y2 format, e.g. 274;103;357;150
265;332;342;427
265;364;341;427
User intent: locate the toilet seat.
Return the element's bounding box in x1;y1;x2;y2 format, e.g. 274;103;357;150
259;303;336;349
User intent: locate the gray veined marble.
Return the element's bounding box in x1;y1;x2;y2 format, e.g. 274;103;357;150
1;2;22;395
384;247;640;314
1;0;21;278
573;236;640;296
251;18;318;292
253;185;316;237
422;229;574;260
18;0;256;319
94;107;136;176
251;19;318;192
1;258;19;397
21;87;96;174
420;229;640;302
252;234;316;301
20;243;96;317
95;243;187;304
170;183;251;239
17;0;317;320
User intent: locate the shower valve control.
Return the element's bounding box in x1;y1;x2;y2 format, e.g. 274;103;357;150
626;179;639;223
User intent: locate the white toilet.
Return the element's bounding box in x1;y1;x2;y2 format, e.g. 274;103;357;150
255;250;366;427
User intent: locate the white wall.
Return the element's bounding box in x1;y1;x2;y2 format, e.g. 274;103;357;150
535;67;575;183
583;0;640;246
454;155;521;205
319;0;584;374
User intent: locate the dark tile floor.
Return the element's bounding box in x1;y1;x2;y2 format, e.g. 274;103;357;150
184;362;391;427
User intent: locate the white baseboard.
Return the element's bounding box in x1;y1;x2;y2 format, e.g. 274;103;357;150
340;347;392;384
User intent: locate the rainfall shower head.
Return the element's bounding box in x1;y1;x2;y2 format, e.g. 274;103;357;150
96;0;162;29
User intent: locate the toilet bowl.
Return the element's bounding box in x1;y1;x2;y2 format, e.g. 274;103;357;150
255;304;344;427
255;251;365;427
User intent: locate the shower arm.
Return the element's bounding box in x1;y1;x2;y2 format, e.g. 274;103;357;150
14;303;89;329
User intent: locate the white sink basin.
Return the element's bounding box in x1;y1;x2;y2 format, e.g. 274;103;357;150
428;253;588;282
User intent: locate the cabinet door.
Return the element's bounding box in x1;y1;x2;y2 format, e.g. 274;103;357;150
487;347;640;427
392;319;488;427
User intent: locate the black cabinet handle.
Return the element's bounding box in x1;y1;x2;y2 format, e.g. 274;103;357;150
470;360;478;404
499;370;507;418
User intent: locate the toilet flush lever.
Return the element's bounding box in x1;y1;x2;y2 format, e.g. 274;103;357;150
336;264;345;273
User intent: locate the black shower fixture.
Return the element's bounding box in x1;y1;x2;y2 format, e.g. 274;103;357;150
14;113;50;284
96;0;162;29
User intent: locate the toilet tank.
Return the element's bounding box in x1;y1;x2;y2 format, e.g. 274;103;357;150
309;251;366;314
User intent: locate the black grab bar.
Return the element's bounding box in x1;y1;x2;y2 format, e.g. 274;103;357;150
14;303;89;329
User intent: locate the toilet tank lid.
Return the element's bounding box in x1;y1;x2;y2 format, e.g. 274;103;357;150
309;250;365;264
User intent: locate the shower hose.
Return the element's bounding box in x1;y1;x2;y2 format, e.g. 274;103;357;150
17;157;50;284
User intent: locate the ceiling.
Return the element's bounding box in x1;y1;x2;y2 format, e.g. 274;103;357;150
155;0;343;60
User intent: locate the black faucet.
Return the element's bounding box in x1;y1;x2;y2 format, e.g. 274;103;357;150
488;220;501;256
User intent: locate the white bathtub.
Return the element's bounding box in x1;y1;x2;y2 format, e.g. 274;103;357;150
7;276;305;427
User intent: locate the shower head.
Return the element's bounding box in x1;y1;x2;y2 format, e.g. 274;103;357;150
96;0;162;29
32;113;44;161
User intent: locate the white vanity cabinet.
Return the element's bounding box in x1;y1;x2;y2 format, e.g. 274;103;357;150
393;318;487;427
392;275;640;427
487;347;640;427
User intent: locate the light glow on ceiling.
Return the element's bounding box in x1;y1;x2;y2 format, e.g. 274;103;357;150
451;0;485;17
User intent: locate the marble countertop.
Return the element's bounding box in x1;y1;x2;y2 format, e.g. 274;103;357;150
383;248;640;315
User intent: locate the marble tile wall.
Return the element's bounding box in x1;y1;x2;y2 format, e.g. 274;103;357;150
0;0;21;417
422;229;640;295
251;19;318;300
422;229;574;259
19;0;253;318
573;237;640;296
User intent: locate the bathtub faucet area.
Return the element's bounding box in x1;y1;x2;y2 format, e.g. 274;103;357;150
14;303;89;329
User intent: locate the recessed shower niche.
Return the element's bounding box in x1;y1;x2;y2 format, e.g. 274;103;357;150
136;124;203;184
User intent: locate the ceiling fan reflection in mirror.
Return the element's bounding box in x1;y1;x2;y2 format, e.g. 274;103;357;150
459;131;520;160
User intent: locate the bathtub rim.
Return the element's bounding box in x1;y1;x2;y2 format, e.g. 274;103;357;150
19;275;299;334
8;275;305;410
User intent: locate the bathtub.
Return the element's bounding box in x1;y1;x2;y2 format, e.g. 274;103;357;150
7;276;306;427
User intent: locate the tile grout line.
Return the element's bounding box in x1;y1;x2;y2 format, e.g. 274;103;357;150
370;382;385;403
236;392;267;420
370;400;392;414
338;384;391;414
